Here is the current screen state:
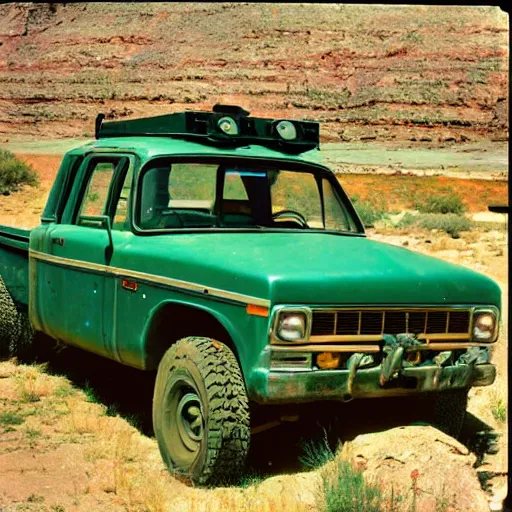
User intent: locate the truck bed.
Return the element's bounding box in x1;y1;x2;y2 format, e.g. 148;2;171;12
0;225;30;308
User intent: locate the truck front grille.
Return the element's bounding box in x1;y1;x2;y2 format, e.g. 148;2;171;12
310;309;470;339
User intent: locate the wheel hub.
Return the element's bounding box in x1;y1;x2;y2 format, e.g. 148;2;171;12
176;393;203;451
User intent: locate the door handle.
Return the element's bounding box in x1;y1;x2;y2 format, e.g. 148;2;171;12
52;237;65;246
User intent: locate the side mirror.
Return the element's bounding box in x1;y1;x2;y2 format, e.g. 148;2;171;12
79;215;113;264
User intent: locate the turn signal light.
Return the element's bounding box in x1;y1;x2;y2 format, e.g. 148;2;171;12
246;304;269;317
317;352;341;369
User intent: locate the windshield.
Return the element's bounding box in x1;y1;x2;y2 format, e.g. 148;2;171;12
135;159;361;233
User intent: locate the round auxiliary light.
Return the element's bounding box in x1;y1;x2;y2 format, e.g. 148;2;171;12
217;116;239;136
276;120;297;141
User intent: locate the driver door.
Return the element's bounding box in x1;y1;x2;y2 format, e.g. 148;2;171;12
38;154;132;358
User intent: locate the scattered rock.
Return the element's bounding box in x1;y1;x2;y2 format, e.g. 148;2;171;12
435;249;462;260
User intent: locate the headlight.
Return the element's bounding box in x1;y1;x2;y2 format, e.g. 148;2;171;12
273;308;311;342
472;309;499;342
278;313;306;341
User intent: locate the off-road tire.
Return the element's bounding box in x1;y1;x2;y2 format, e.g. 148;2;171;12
431;388;469;438
153;336;250;486
0;276;33;359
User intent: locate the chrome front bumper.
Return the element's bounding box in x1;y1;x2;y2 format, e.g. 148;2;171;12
248;363;496;404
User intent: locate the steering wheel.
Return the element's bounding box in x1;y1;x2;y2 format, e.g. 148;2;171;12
272;209;309;228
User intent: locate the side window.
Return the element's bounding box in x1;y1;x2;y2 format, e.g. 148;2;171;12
112;166;133;230
138;163;218;229
78;161;116;221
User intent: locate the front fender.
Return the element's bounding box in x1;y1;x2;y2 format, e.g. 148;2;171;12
140;298;253;371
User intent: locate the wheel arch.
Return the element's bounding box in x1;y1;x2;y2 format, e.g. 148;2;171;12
141;299;243;371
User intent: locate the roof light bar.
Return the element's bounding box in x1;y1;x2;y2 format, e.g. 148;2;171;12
95;105;319;154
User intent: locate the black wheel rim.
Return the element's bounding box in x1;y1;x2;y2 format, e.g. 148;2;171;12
177;393;203;446
164;377;205;470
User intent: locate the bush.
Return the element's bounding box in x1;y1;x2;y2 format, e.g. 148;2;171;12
300;439;386;512
414;193;466;215
351;195;389;228
300;437;335;470
398;213;473;238
396;212;417;228
323;459;384;512
0;150;39;195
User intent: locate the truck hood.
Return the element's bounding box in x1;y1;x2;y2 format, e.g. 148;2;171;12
121;232;501;307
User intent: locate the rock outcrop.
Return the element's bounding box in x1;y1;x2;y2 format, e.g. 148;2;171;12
340;425;491;512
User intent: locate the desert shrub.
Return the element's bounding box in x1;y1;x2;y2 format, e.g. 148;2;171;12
414;193;466;215
323;459;384;512
0;411;24;425
490;392;507;423
398;213;473;237
0;150;39;194
300;437;335;470
300;439;385;512
351;195;389;228
417;213;473;237
396;212;418;228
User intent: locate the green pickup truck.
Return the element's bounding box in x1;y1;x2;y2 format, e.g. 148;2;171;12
0;105;501;484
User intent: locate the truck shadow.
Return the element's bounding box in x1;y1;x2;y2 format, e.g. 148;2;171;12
22;335;500;481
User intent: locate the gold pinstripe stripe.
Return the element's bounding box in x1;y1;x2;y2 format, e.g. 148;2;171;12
29;249;271;308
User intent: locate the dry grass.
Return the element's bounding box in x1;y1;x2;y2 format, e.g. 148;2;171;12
1;358;322;511
14;362;56;402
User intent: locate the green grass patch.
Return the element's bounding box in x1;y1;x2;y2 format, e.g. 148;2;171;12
19;389;41;404
83;381;100;403
300;437;390;511
54;384;75;398
0;150;39;195
491;396;507;423
237;473;265;488
0;411;25;426
398;212;473;238
300;437;335;470
25;427;42;448
323;459;385;512
414;192;466;215
303;88;352;108
351;195;389;228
